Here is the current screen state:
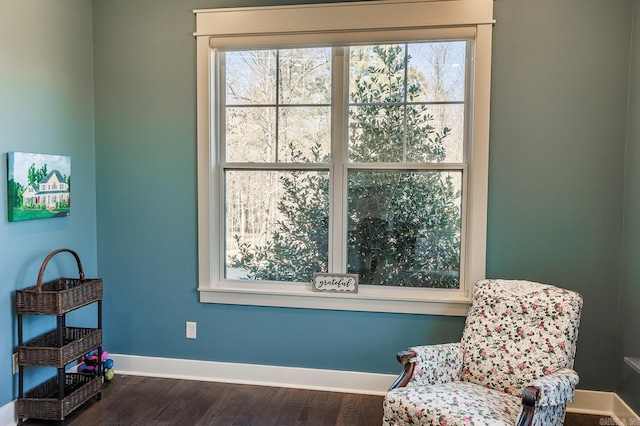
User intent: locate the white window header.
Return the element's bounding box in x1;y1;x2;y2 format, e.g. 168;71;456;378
194;0;495;38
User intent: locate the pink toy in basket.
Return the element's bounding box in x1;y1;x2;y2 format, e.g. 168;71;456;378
78;348;115;380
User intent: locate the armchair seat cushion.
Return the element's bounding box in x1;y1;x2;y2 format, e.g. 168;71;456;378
383;381;522;425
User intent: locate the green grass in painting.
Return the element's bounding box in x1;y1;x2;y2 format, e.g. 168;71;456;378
9;208;69;222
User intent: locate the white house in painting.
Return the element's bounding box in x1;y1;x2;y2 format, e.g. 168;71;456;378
22;170;70;208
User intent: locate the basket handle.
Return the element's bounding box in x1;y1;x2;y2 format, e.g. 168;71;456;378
35;248;85;292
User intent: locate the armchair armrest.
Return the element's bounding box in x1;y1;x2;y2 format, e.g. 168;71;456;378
527;368;579;406
388;343;462;390
516;369;579;426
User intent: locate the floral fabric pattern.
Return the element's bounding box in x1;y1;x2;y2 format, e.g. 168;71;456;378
531;404;566;426
460;279;583;398
528;368;579;407
406;343;463;387
383;381;522;425
382;279;583;425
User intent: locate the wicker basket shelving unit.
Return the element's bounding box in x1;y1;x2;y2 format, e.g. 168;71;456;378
16;249;103;425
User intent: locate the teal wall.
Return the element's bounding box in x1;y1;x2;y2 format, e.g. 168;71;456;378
0;0;97;407
619;0;640;414
91;0;466;379
488;0;632;392
91;0;631;395
3;0;640;413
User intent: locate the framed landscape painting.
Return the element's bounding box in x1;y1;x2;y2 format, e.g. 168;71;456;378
7;152;71;222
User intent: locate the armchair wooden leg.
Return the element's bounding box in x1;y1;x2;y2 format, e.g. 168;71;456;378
516;386;540;426
388;350;417;391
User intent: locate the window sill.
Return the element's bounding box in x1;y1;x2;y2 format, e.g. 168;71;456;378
198;282;471;316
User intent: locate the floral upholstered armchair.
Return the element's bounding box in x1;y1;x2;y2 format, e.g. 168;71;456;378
383;279;583;426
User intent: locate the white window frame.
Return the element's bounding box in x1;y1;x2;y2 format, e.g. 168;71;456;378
194;0;494;316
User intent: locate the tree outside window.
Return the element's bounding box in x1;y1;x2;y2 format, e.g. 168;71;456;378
222;41;467;289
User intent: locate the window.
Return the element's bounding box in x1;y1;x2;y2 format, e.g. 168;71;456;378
195;0;494;315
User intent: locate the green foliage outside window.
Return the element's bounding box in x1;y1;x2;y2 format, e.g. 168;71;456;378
229;44;462;288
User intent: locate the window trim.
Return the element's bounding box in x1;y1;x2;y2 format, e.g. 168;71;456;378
194;0;494;315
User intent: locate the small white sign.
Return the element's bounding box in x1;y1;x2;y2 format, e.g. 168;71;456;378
312;273;359;293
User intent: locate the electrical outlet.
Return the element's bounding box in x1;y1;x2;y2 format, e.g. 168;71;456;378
186;321;197;339
12;353;19;374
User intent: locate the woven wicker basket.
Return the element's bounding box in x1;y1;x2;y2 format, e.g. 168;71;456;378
18;327;102;368
16;373;101;421
16;248;103;315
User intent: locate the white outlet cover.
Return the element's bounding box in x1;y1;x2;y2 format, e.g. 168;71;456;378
186;322;197;339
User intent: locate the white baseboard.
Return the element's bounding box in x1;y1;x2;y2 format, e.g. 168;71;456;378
566;388;640;424
2;354;637;426
110;353;394;396
0;398;14;426
611;393;640;425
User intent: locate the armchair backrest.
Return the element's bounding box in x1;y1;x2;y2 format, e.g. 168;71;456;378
460;279;583;397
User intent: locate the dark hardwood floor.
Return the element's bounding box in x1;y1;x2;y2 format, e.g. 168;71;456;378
21;375;611;425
